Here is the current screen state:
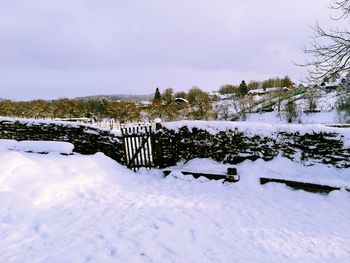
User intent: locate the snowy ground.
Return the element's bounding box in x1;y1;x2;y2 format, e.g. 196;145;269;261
0;142;350;262
214;90;349;124
245;110;342;124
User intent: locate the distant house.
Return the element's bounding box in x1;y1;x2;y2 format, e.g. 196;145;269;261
321;80;341;91
174;98;189;105
293;84;306;96
248;87;290;96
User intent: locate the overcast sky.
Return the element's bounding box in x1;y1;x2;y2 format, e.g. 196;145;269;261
0;0;333;100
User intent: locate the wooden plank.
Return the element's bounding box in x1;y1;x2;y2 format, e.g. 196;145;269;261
145;127;152;168
163;169;240;183
126;137;132;169
128;137;134;169
260;177;350;194
135;127;140;168
132;127;140;170
137;127;144;167
130;132;136;170
139;135;145;167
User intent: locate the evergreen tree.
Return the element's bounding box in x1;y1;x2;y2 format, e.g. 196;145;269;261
153;87;162;104
239;80;248;96
97;97;109;118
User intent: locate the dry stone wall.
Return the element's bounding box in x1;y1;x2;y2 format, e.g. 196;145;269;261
0;119;349;169
160;126;350;168
0;119;124;162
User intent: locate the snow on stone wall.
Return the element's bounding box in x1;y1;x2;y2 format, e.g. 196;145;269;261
161;121;350;168
0;118;349;168
0;118;124;162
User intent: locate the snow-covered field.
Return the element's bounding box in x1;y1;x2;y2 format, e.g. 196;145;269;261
215;90;350;124
245;111;341;124
0;141;350;262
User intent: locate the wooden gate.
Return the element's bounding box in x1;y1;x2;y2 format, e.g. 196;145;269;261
121;123;163;171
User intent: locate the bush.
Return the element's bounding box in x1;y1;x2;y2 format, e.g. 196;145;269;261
284;100;300;123
218;85;238;95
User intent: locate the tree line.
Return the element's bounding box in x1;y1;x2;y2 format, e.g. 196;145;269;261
218;76;294;95
0;86;216;122
0;98;140;121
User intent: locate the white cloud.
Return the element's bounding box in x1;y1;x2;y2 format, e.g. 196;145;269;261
0;0;332;99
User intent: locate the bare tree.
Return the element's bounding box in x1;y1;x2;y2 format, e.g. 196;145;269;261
301;0;350;81
274;87;289;112
306;87;319;112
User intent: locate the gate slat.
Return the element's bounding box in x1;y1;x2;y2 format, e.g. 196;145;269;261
121;123;161;171
131;127;137;170
137;127;142;169
129;127;135;170
146;126;153;168
134;127;141;170
127;137;132;169
138;128;145;167
121;128;128;166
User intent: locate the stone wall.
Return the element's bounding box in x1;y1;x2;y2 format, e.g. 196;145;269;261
160;126;350;168
0;119;349;169
0;119;124;162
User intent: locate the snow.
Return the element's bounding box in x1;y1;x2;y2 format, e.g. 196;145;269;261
291;90;339;112
237;156;350;187
246;111;341;124
0;145;349;262
0;139;18;151
163;121;350;146
213;89;349;125
0;117;89;128
170;158;232;175
0;116;117;133
0;140;74;154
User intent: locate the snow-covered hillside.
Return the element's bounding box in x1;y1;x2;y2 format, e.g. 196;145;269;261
214;87;349;124
0;140;349;262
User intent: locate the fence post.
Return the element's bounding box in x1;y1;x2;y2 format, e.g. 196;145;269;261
154;120;164;168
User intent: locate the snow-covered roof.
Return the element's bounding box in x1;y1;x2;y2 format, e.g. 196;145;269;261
248;87;290;95
174;98;189;104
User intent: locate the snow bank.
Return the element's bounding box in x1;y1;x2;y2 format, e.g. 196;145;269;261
237;156;350;187
0;116;90;128
0;116;117;134
0;151;124;207
0;147;349;262
0;139;74;154
172;158;231;175
14;141;74;154
0;139;17;151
